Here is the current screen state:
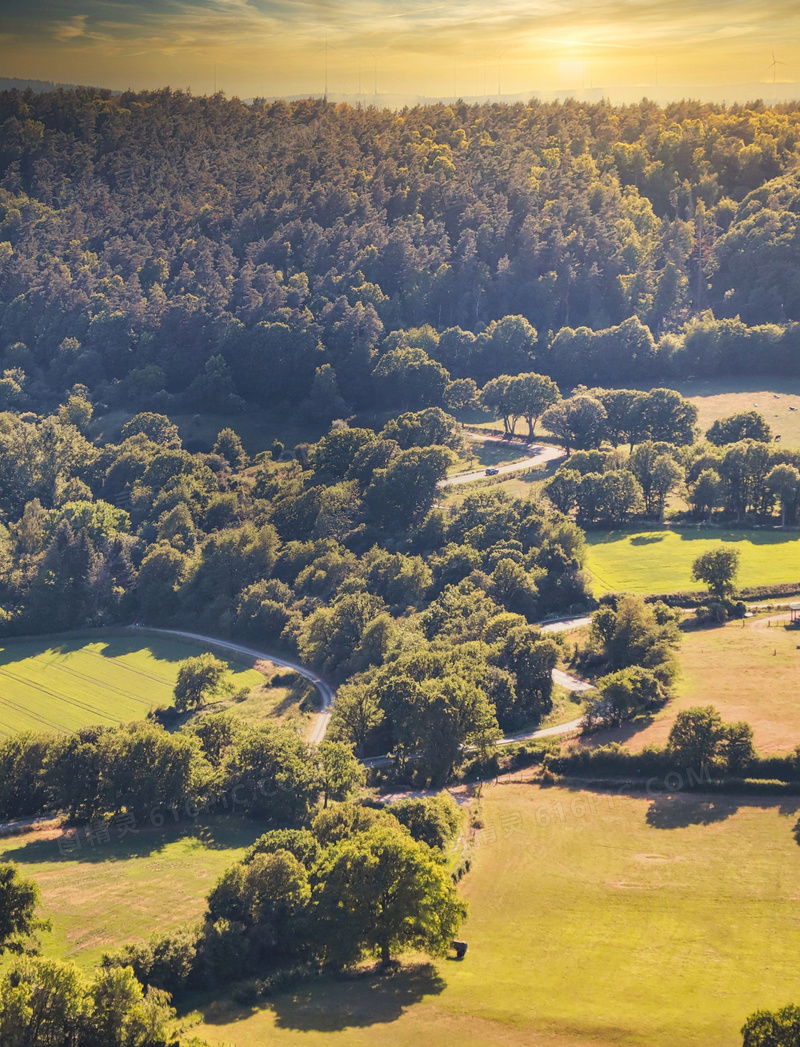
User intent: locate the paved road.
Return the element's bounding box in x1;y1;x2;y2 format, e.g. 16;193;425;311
439;437;565;487
141;619;593;752
134;627;335;745
498;714;586;746
539;615;592;634
0;618;594;837
552;668;594;693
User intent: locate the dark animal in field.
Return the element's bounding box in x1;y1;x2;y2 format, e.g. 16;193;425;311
451;940;468;959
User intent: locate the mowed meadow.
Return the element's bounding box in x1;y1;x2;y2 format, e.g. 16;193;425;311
668;375;800;447
0;818;261;969
591;612;800;756
584;528;800;595
189;782;800;1047
0;632;264;737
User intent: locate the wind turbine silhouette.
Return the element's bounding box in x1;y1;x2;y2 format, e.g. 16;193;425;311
495;50;509;98
368;51;379;99
314;35;339;100
769;50;785;84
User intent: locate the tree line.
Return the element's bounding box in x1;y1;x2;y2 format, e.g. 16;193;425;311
536;390;800;527
0;712;366;824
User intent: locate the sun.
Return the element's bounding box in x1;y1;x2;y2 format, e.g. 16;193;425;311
557;59;586;85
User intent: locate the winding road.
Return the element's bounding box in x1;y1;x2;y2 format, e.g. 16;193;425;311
439;434;565;488
141;615;594;753
0;434;591;837
142;442;592;752
134;627;336;745
0;610;593;838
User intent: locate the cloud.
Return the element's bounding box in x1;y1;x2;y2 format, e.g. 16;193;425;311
10;0;800;54
52;14;89;41
2;0;799;95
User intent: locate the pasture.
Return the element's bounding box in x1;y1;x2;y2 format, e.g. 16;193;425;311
0;632;266;737
462;376;800;447
0;818;259;969
666;375;800;447
597;612;800;755
190;782;800;1047
584;527;800;595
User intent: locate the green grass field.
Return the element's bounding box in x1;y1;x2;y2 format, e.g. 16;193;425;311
0;633;265;737
0;818;260;969
189;782;800;1047
595;612;800;756
584;527;800;595
662;376;800;448
462;377;800;448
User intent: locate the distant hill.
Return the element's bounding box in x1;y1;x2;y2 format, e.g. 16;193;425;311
265;82;800;109
0;78;80;93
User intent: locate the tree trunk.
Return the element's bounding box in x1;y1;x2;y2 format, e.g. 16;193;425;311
381;937;391;966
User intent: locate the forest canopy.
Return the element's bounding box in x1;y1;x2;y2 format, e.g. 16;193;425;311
1;89;799;420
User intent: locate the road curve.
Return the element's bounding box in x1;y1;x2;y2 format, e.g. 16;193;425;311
0;618;594;838
138;618;593;751
439;441;564;488
133;626;334;745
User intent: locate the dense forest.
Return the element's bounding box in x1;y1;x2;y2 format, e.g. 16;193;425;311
2;86;800;1047
1;89;800;422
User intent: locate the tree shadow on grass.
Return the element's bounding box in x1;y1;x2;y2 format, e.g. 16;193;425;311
0;635;99;667
265;963;445;1033
576;715;657;749
0;815;259;866
268;677;315;719
645;795;739;829
630;534;665;545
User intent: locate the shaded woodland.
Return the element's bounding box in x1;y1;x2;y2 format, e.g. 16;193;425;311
1;89;799;421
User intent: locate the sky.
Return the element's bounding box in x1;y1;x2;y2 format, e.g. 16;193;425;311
0;0;799;102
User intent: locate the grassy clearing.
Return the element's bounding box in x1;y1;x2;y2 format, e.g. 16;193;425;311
0;818;259;969
584;527;800;595
0;633;268;738
538;681;591;729
662;376;800;447
190;782;800;1047
594;612;800;756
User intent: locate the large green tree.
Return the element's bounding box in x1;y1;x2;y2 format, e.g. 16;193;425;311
0;863;44;955
173;653;232;713
691;545;740;597
315;823;467;966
